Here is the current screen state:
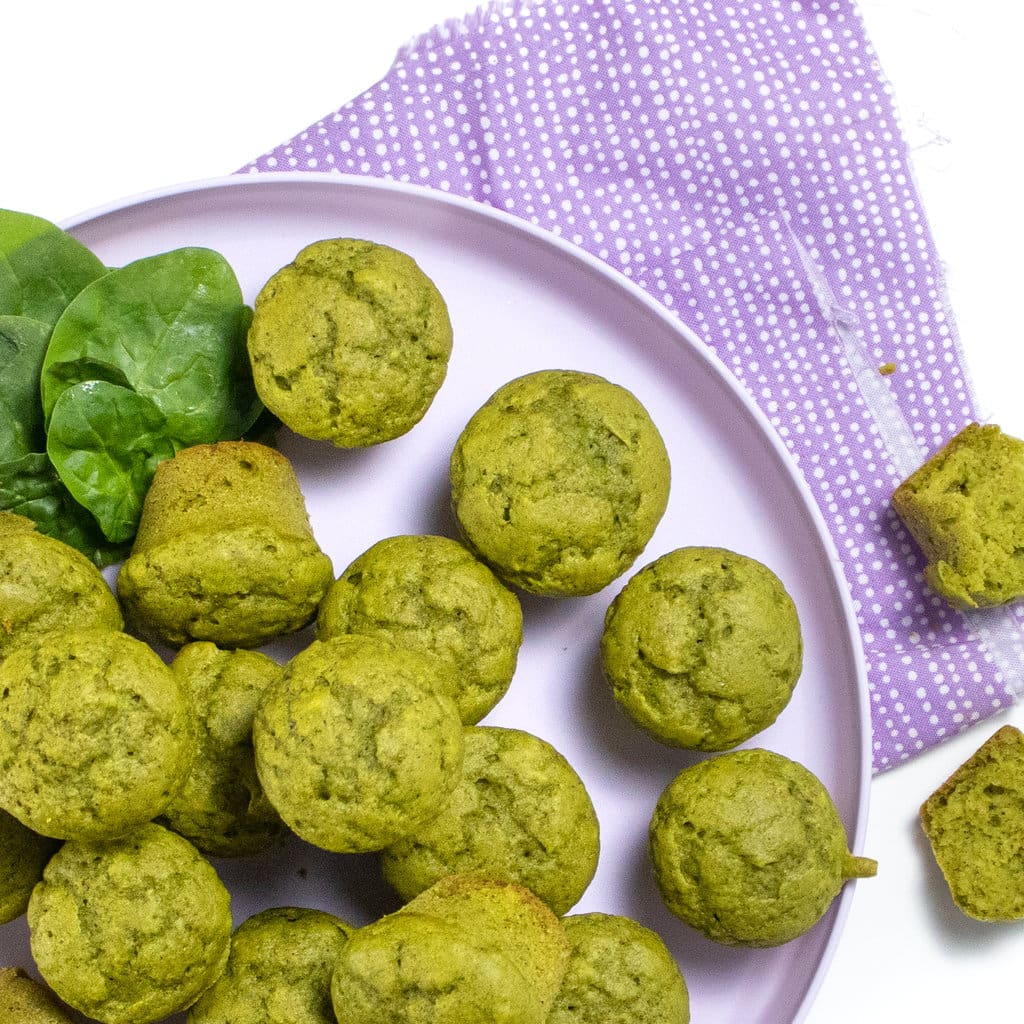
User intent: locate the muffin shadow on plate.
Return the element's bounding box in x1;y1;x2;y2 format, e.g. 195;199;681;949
571;640;700;784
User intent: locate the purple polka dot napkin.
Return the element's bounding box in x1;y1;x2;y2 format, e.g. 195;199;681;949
241;0;1024;772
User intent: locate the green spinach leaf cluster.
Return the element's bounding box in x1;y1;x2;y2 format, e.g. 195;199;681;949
0;209;264;564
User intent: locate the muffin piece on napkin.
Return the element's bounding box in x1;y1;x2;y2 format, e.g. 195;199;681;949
649;748;876;947
117;440;333;648
920;724;1024;921
892;422;1024;608
450;369;670;596
601;546;802;751
247;238;453;447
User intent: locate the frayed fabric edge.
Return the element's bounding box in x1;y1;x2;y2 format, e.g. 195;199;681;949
781;210;1024;733
396;0;545;59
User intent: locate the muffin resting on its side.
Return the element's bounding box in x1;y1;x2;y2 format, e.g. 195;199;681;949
28;823;233;1024
649;749;876;948
317;534;523;724
161;642;286;857
0;809;60;924
547;913;690;1024
449;369;671;596
0;628;193;841
0;510;123;660
382;725;600;915
188;906;353;1024
254;635;464;853
601;547;803;750
920;724;1024;921
892;422;1024;608
330;874;570;1024
0;968;75;1024
246;238;453;447
117;441;334;648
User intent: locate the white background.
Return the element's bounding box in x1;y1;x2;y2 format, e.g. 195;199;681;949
4;1;1024;1020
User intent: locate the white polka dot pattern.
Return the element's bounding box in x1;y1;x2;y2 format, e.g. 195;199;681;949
242;0;1024;771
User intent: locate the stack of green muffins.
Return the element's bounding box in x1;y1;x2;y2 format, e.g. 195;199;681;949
0;226;888;1024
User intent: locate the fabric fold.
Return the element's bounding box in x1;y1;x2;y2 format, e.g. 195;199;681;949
241;0;1024;771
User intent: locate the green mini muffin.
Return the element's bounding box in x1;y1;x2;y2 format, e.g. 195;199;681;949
317;534;523;724
649;749;876;947
117;441;334;648
0;510;123;661
188;906;353;1024
0;967;75;1023
246;238;453;447
161;643;286;857
405;874;570;1007
548;913;690;1024
253;634;464;853
601;546;803;751
920;724;1024;921
0;628;193;840
330;874;569;1024
892;422;1024;608
333;913;536;1023
449;369;671;596
28;823;233;1024
0;809;60;923
382;726;600;915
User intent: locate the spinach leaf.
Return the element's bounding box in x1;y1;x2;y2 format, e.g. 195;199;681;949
0;315;50;461
0;452;129;566
0;209;107;327
46;380;178;544
41;247;261;443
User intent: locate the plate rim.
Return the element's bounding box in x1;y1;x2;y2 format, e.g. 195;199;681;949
60;169;872;1023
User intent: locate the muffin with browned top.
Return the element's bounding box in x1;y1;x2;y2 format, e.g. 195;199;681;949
117;441;333;648
330;874;570;1024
